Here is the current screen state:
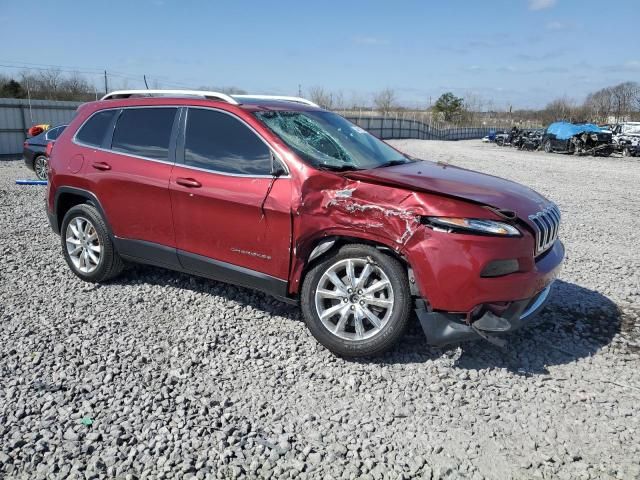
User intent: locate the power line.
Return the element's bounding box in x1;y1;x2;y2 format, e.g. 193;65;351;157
0;59;105;72
0;63;103;76
0;60;198;90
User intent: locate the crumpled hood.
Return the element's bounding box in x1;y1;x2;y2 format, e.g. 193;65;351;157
345;160;551;220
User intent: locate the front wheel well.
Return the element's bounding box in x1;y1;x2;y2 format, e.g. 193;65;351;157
300;236;418;295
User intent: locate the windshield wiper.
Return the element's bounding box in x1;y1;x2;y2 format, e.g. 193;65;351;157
375;159;411;168
316;164;362;172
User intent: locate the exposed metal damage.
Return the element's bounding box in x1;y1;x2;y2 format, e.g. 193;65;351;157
320;182;422;245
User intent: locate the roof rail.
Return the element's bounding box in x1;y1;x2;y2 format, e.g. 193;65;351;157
100;89;239;104
232;94;319;108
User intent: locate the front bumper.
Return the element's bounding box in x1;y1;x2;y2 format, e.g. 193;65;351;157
416;282;553;346
626;145;640;156
405;225;564;313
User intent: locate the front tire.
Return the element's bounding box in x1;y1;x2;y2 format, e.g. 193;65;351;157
34;155;48;180
61;204;124;283
301;244;412;357
544;140;552;153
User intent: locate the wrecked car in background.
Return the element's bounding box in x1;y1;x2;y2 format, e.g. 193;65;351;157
45;89;564;357
512;128;543;151
611;122;640;157
542;122;613;156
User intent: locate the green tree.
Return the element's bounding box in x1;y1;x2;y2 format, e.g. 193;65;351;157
433;92;464;121
0;79;27;99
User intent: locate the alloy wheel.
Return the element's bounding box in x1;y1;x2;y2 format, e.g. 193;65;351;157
65;216;101;274
35;156;48;180
314;258;394;341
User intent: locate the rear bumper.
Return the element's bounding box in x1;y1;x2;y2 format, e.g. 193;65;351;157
416;282;554;346
23;154;34;170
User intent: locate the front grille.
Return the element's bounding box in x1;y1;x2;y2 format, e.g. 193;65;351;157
528;204;561;256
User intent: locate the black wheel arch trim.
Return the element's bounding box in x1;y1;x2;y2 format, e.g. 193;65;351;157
53;186;113;236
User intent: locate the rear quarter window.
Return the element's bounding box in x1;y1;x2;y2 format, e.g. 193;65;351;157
45;126;65;141
75;110;117;147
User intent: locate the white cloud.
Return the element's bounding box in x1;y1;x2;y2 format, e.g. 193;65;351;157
546;21;566;30
353;36;390;46
603;60;640;73
529;0;557;11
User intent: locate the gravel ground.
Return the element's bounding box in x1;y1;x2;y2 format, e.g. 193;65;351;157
1;141;639;480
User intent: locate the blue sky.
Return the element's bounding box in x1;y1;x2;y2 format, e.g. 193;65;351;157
0;0;638;109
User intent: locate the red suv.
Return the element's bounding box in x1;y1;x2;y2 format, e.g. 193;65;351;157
46;90;564;356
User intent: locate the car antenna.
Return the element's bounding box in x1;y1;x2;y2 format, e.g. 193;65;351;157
143;75;149;89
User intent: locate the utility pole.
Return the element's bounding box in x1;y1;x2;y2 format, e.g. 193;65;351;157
104;70;108;95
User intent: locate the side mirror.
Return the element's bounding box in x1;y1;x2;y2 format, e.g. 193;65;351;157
270;152;287;177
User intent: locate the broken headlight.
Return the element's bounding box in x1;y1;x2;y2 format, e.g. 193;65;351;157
423;217;521;236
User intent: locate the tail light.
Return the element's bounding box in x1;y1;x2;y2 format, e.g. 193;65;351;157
23;141;29;149
45;141;55;157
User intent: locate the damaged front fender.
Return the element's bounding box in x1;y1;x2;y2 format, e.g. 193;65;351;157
288;175;426;294
287;172;506;296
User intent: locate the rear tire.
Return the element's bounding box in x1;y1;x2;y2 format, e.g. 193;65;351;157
301;244;412;357
34;155;48;180
61;204;124;283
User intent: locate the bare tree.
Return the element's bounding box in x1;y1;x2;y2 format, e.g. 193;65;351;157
541;97;576;124
584;87;613;123
610;82;638;122
59;72;92;100
346;91;367;110
18;69;94;101
373;88;397;114
38;69;64;99
332;90;345;110
198;85;247;95
308;86;334;109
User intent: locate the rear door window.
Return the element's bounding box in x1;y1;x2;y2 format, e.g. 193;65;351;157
45;126;65;141
75;110;117;147
111;108;177;161
183;108;271;175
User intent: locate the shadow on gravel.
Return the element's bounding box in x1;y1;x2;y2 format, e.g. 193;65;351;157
451;280;622;374
111;264;303;322
113;267;623;374
351;280;623;374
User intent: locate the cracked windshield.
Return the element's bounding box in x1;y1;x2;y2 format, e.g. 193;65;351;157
255;110;412;171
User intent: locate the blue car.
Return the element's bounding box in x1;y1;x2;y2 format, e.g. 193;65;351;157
23;125;67;180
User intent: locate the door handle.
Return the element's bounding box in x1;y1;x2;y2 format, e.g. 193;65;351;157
92;161;111;171
176;177;202;188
